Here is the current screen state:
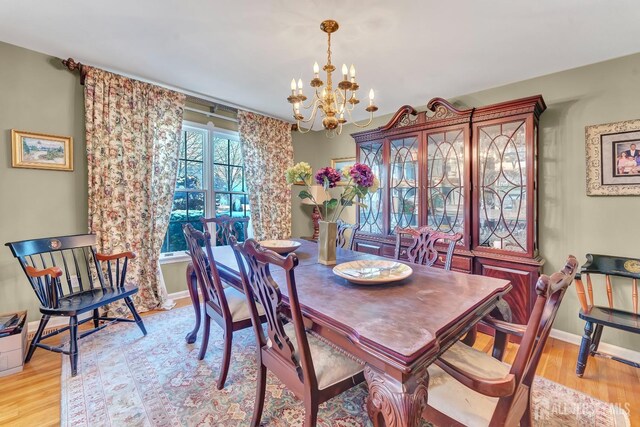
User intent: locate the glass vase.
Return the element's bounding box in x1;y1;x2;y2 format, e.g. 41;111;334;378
318;220;337;265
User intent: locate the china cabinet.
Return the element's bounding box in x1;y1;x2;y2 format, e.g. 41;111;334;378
351;95;546;326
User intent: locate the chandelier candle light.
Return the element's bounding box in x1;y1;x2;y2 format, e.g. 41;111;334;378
286;161;379;264
287;19;378;137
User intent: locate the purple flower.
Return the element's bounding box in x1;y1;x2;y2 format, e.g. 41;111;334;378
350;163;375;187
315;167;341;188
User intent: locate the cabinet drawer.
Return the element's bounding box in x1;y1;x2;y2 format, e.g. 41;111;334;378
435;253;472;273
354;241;383;256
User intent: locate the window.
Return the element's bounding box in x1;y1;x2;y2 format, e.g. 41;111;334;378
161;123;250;254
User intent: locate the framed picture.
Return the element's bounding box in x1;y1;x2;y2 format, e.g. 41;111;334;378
11;130;73;171
586;119;640;195
330;157;356;185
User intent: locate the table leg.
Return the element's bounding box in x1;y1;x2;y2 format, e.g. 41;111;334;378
365;364;429;427
185;263;201;344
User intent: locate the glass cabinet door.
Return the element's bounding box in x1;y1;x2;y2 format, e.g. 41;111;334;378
389;136;420;232
358;141;384;234
426;129;466;241
477;120;528;253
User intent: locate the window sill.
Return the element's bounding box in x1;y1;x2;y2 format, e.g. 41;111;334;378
159;252;191;265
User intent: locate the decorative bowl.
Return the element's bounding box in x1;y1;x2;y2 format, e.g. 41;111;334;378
259;239;302;254
332;260;413;285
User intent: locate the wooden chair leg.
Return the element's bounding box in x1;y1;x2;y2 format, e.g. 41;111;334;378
198;316;211;361
25;315;50;363
92;308;100;328
216;330;233;390
461;325;477;347
520;396;533;427
251;363;267;427
303;395;319;427
590;324;604;355
124;296;147;336
492;330;509;361
576;321;593;377
69;316;79;377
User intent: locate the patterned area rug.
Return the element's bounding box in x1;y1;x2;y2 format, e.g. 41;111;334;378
60;307;630;426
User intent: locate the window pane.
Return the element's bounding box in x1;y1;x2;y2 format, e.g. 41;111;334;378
187;192;205;220
185;131;204;161
216;193;230;216
172;191;187;212
229;139;242;166
214;165;229;191
230;166;243;191
176;160;186;189
213;137;229;164
166;221;187;252
186;161;203;189
179;133;186;159
231;194;247;217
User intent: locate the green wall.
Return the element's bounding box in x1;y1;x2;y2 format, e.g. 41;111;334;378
292;53;640;351
0;41;237;321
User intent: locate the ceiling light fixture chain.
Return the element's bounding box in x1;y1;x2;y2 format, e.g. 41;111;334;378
287;19;378;138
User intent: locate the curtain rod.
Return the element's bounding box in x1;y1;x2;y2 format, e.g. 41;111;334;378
61;57;291;125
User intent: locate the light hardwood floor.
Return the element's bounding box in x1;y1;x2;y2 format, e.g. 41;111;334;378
0;298;638;426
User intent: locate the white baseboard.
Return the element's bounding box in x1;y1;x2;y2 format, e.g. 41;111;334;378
26;290;195;335
550;328;640;364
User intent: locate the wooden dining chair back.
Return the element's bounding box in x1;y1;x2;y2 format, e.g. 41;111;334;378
336;219;359;250
425;255;578;427
183;223;260;389
201;215;249;246
5;234;146;376
574;254;640;376
231;238;364;427
394;226;463;270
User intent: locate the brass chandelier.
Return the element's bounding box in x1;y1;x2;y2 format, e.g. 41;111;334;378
287;19;378;137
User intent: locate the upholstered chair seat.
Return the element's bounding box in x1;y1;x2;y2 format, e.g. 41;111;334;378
428;341;510;426
224;287;265;321
279;322;363;390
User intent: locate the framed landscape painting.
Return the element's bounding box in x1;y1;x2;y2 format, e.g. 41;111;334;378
585;119;640;195
330;157;356;186
11;130;73;171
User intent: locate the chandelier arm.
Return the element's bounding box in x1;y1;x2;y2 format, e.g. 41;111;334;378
298;99;322;124
345;109;375;128
296;101;320;133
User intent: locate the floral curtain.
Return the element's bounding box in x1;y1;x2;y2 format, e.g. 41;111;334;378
84;66;186;313
238;111;294;240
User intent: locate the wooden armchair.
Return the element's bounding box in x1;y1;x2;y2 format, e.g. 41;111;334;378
336;219;359;250
423;255;578;427
201;215;249;246
5;234;147;376
394;226;462;271
231;238;365;426
574;254;640;376
182;224;265;389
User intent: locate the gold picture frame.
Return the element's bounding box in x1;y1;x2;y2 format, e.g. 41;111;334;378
330;157;356;186
11;130;73;171
585;119;640;195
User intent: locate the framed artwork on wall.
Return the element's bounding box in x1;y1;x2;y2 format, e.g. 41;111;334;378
330;157;356;186
585;119;640;195
11;130;73;171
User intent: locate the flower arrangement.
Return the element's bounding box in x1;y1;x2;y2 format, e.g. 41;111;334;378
285;161;379;222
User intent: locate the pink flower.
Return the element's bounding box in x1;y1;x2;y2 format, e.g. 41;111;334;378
315;167;341;188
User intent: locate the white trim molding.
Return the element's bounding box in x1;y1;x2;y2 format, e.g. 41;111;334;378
550;328;640;365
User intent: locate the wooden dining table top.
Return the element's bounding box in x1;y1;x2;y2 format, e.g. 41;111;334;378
208;239;512;368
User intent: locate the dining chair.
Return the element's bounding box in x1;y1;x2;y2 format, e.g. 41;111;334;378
230;238;365;427
336;219;359;250
201;215;249;246
574;254;640;376
182;224;265;390
423;255;578;427
394;226;463;270
5;234;146;376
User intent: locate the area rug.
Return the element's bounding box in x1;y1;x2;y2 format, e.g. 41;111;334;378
60;306;630;426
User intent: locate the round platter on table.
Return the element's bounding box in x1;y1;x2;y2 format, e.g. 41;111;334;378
259;240;302;254
332;260;413;285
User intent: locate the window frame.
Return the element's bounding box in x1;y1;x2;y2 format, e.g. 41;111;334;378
160;121;245;263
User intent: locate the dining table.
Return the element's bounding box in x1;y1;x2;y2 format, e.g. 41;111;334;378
184;239;512;427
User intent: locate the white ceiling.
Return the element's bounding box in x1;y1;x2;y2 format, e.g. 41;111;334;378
2;0;640;122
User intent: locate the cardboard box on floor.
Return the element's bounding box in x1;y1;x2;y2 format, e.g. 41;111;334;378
0;310;27;377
